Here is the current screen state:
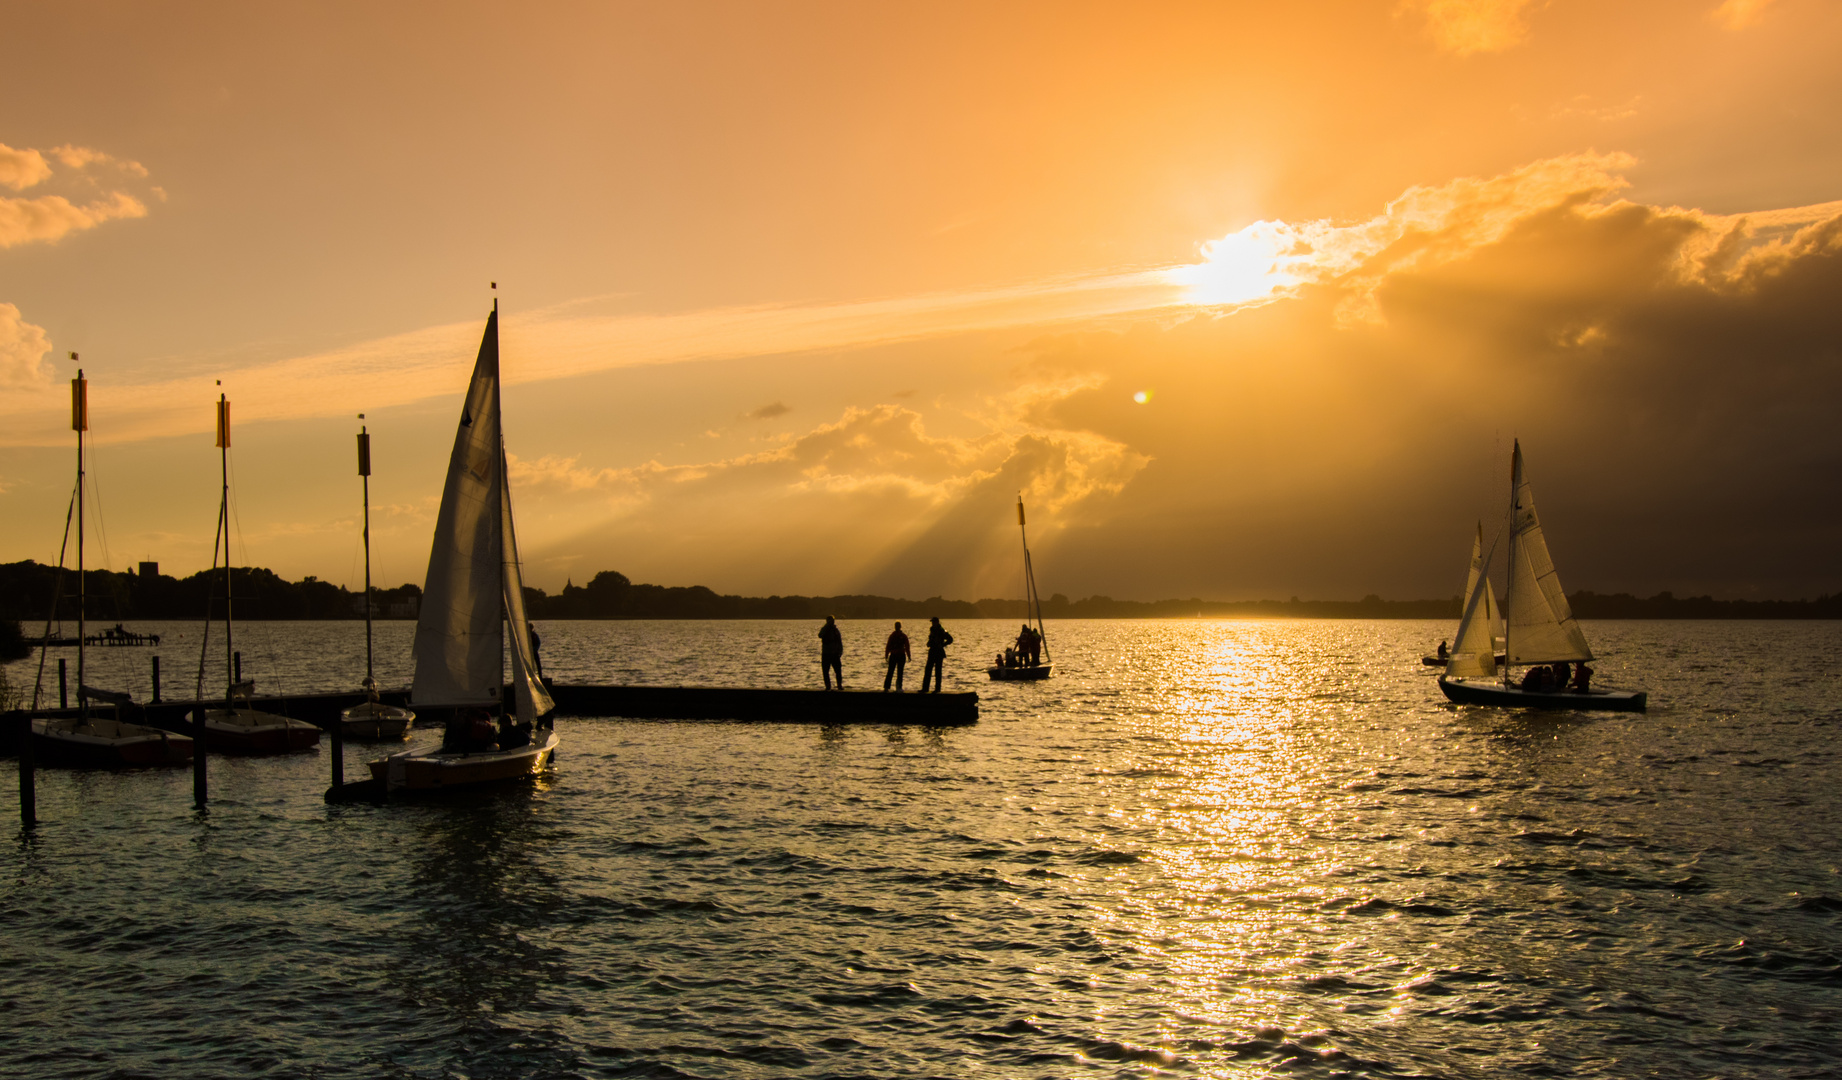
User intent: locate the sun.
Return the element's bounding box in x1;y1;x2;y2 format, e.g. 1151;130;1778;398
1165;219;1304;306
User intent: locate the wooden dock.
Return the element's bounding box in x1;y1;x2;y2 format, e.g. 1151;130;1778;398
3;683;977;749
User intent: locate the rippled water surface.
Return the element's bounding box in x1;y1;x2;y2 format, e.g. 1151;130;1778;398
4;619;1841;1079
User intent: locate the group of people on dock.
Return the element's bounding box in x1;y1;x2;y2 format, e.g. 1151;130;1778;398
818;615;955;693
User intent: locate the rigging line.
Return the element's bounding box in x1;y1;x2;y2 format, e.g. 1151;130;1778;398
84;430;116;573
30;482;79;710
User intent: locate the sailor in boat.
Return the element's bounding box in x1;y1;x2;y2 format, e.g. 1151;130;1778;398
1437;639;1448;661
1572;662;1593;692
528;624;545;679
443;707;500;753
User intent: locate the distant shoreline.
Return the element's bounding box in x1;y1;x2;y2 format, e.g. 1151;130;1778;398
4;560;1838;622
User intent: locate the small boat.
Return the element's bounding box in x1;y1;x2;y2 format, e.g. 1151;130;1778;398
369;298;556;793
988;494;1054;681
26;368;193;768
1439;442;1646;712
338;420;413;741
194;387;321;754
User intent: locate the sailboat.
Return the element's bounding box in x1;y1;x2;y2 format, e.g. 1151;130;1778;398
30;363;195;767
339;418;413;740
988;494;1052;681
194;389;323;752
1423;524;1505;666
368;301;558;792
1438;442;1646;712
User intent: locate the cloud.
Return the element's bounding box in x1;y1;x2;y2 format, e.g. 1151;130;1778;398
0;303;54;388
0;143;53;191
515;397;1149;598
748;401;791;419
1711;0;1777;30
0;142;155;249
1399;0;1542;55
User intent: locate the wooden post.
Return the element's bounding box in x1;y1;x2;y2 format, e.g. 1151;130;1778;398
58;657;67;709
330;712;345;792
151;655;161;703
17;714;34;828
233;651;241;686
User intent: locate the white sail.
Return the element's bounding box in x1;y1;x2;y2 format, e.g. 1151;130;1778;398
500;447;554;723
1503;442;1594;665
1446;526;1500;679
412;311;508;707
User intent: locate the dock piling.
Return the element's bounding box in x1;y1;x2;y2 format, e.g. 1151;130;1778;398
151;655;161;703
233;651;241;685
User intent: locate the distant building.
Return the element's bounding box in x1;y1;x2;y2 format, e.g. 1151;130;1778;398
388;598;419;619
139;561;158;579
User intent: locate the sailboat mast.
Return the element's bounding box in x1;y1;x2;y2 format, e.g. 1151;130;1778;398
1503;442;1519;688
218;392;234;706
358;420;373;688
1018;495;1048;661
73;362;87;723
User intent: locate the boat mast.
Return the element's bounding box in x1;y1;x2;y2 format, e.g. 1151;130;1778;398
493;288;506;719
357;417;374;692
1018;495;1049;663
218;390;234;708
73;359;87;725
1503;441;1518;689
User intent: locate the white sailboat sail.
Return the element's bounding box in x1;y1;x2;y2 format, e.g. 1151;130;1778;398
1447;526;1501;680
500;446;553;723
1503;442;1593;665
412;308;512;709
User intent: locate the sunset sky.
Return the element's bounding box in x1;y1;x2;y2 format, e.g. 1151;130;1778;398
2;1;1839;603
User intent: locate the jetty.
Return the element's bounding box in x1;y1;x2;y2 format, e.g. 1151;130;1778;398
6;683;978;745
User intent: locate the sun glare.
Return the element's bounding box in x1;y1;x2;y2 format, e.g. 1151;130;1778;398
1166;220;1303;306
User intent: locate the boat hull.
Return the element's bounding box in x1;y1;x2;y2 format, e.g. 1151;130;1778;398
338;702;414;741
1439;677;1646;712
198;708;323;753
368;729;558;792
30;717;195;767
987;664;1052;681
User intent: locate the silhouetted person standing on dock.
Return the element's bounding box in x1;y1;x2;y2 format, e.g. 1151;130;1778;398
819;615;844;690
923;616;953;692
884;621;910;692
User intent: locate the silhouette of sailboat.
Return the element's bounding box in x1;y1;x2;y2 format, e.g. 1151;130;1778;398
368;301;557;792
30;364;194;767
340;418;413;740
988;495;1052;681
194;389;323;752
1439;442;1646;711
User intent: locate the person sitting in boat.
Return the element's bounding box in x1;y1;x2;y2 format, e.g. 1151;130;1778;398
1002;646;1018;667
443;707;499;753
1436;639;1448;661
1571;662;1594;693
1551;661;1570;688
1520;666;1548;692
498;715;532;750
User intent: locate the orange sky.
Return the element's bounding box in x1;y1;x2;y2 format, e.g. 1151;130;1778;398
3;1;1840;601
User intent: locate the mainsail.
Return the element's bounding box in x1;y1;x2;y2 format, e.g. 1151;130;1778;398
1446;525;1501;680
412;307;554;720
1503;441;1594;665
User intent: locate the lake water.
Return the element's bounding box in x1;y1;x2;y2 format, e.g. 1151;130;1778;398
4;619;1841;1079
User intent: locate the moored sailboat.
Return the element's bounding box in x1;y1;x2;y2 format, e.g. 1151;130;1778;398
368;300;557;792
1438;442;1646;712
193;389;322;752
29;364;194;767
988;495;1052;681
339;418;413;740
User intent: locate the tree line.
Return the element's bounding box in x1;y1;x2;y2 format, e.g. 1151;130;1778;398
2;560;1838;628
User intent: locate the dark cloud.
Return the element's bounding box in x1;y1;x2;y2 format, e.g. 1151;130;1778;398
748;401;791;419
